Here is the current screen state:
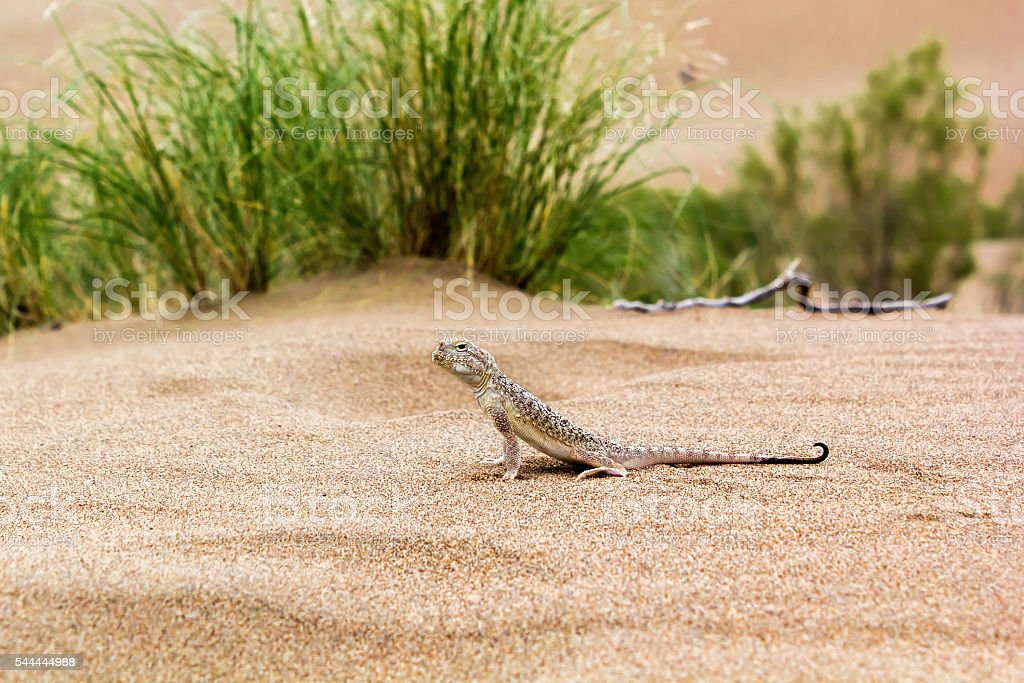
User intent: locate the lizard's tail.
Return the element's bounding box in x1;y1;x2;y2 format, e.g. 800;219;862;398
759;442;829;465
618;442;828;469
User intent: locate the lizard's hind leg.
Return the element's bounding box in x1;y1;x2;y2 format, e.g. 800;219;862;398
573;448;628;480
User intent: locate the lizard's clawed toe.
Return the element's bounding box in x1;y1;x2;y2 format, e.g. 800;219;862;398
501;470;519;481
479;457;505;465
576;466;628;480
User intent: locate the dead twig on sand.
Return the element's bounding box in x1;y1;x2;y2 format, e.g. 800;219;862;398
612;258;953;315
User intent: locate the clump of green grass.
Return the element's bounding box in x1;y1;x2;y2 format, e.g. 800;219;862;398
359;0;670;287
48;0;677;301
53;1;380;298
0;136;80;330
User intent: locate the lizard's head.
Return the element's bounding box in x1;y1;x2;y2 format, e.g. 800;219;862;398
432;338;498;385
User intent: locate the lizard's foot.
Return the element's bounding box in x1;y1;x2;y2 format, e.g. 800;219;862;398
501;469;519;481
479;456;505;465
576;466;628;480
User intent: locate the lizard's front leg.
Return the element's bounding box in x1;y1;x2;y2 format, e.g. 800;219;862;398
483;404;522;480
573;448;627;480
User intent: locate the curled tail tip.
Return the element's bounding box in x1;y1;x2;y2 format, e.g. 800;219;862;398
760;442;829;465
813;442;829;461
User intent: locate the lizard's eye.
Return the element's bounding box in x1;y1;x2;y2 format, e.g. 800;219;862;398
454;342;468;352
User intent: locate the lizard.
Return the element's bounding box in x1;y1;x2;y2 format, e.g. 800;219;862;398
432;338;829;481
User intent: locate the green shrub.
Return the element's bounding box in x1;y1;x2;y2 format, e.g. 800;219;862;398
45;0;669;303
54;1;380;298
984;173;1024;238
728;41;986;294
535;41;1003;304
0;136;79;330
358;0;667;287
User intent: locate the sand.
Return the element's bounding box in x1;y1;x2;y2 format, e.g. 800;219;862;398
0;258;1022;681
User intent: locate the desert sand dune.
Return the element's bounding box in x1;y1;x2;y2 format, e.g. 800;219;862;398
1;259;1021;680
1;3;1022;677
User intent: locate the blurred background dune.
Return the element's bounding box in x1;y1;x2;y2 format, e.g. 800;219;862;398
4;0;1021;194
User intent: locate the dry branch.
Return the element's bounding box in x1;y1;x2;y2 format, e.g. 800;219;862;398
612;258;953;315
612;259;808;313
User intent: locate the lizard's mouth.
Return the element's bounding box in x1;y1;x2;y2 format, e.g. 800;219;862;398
432;343;478;377
432;352;472;376
431;344;452;369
